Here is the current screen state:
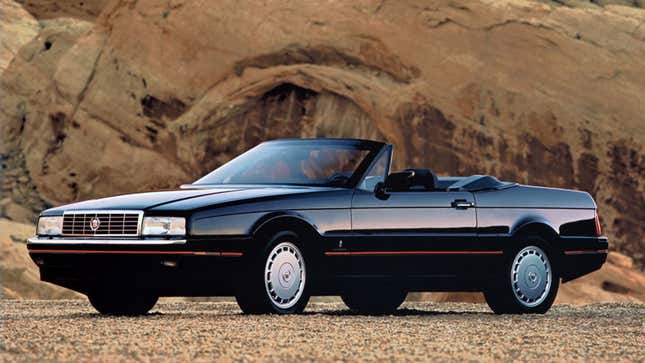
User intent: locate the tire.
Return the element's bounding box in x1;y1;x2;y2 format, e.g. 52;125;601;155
235;231;310;314
88;285;158;316
484;237;560;314
341;285;407;315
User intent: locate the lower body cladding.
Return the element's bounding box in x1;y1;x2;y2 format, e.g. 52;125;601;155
27;235;608;296
28;248;506;296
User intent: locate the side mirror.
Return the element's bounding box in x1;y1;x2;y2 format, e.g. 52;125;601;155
374;181;389;200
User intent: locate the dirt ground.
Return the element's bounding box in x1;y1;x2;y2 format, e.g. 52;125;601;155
1;300;643;362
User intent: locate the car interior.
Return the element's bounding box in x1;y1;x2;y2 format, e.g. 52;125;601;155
383;169;515;192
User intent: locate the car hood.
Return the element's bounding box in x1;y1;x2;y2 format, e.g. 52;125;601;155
41;185;337;215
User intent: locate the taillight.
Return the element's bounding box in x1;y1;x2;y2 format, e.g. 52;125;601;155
594;212;602;236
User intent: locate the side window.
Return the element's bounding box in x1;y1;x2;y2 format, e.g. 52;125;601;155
358;149;390;191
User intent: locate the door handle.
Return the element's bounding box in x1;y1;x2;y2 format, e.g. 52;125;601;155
451;199;474;209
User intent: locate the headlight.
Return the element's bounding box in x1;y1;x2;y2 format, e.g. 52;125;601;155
142;217;186;236
37;216;63;236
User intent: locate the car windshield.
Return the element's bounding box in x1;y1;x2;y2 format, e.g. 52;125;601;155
194;141;376;187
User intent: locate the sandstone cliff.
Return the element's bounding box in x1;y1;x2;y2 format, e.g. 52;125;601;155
0;0;39;74
1;0;643;272
0;219;80;298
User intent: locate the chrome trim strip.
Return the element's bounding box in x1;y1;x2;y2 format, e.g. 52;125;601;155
62;210;144;237
62;210;145;214
28;237;186;245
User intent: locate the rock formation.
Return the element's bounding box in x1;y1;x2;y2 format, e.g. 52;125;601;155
1;0;644;271
0;219;80;298
13;0;108;20
0;0;39;74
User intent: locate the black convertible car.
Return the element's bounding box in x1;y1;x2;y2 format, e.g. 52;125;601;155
28;138;608;315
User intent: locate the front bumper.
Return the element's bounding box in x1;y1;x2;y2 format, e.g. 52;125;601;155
28;237;187;245
27;236;247;296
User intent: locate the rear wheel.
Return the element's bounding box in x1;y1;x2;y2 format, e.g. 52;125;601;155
88;285;158;316
341;285;407;315
484;239;559;314
236;231;310;314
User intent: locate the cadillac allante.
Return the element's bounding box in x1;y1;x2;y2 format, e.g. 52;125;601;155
28;138;608;315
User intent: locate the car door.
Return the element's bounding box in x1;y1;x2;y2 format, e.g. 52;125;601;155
349;188;477;277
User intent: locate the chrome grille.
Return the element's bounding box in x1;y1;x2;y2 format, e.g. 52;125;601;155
62;211;143;237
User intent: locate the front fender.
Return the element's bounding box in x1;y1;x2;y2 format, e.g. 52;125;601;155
190;212;268;237
189;208;345;238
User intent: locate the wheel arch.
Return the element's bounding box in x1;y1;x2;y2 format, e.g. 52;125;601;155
251;212;326;286
253;212;321;237
511;219;564;265
251;212;324;256
511;216;558;238
512;220;559;241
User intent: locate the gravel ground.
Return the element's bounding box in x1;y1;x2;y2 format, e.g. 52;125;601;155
1;300;644;362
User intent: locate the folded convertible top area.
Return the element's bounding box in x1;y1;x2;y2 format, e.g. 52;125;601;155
439;175;516;192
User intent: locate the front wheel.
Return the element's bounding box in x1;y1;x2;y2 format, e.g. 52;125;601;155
88;286;158;316
484;243;559;314
236;231;310;314
341;285;407;315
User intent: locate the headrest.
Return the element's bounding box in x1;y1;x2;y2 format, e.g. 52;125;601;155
403;169;438;191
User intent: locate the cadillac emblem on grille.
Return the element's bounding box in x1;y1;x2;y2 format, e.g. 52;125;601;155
89;217;101;232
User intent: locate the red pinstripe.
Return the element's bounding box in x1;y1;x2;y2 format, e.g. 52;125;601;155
324;250;503;256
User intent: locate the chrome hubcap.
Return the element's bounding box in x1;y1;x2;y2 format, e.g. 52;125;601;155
511;246;552;307
264;242;305;309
